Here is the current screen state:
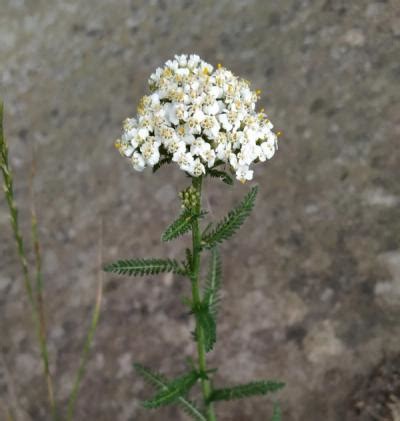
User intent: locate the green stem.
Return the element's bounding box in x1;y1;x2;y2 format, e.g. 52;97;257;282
191;176;217;421
0;103;57;420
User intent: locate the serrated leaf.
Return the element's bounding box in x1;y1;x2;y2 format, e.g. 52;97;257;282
272;402;282;421
185;248;193;270
195;304;216;352
133;363;168;390
203;248;222;317
202;186;258;248
152;156;172;173
208;169;233;185
143;370;200;409
162;209;193;242
177;397;207;421
134;364;206;421
103;258;185;276
202;222;213;237
209;380;285;402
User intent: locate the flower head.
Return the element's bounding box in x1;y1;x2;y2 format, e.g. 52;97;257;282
115;54;279;182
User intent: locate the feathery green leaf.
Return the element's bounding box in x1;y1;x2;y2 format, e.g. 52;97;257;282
185;248;193;269
134;364;206;421
152;156;172;173
162;209;193;242
196;305;216;352
202;222;213;238
209;380;285;402
208;169;233;185
203;248;222;317
183;248;193;276
133;363;168;390
176;398;207;421
142;370;200;409
103;258;185;276
202;186;258;248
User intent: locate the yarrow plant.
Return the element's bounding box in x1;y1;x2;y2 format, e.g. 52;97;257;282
106;54;284;420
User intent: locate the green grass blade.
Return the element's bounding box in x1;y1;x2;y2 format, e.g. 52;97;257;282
29;157;55;414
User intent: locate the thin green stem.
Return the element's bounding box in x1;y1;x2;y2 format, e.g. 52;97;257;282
191;176;217;421
30;157;56;419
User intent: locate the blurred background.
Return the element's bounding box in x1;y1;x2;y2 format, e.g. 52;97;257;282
1;0;399;420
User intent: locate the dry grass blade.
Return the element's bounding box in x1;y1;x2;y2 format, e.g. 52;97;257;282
66;220;104;421
0;101;56;418
30;148;56;415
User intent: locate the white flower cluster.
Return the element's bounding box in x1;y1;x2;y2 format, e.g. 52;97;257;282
115;54;279;182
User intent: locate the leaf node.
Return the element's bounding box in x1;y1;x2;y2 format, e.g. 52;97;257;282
133;363;207;421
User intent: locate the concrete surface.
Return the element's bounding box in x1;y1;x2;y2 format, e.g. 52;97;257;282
1;0;400;420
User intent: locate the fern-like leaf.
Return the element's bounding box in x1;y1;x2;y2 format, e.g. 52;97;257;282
202;186;258;248
143;370;200;409
184;248;193;274
162;209;193;242
133;363;168;390
152;156;172;173
176;398;207;421
134;364;206;421
272;402;282;421
209;380;285;402
203;247;222;317
193;248;222;352
103;258;185;276
196;305;216;352
208;169;233;185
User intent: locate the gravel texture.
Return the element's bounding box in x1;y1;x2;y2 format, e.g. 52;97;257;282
1;0;400;420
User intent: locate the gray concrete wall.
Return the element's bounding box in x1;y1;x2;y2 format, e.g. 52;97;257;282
1;0;399;420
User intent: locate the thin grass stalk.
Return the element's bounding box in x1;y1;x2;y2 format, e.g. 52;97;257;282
30;154;56;416
0;102;57;418
66;222;104;421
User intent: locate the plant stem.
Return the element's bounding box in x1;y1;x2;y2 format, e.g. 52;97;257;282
0;103;57;419
191;176;217;421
